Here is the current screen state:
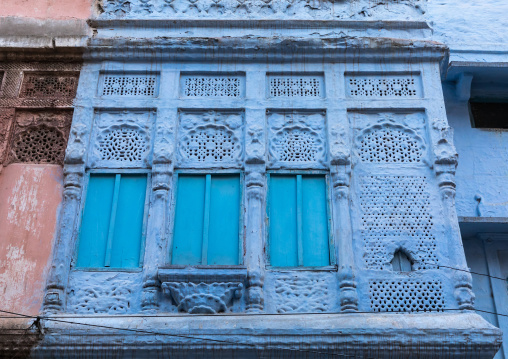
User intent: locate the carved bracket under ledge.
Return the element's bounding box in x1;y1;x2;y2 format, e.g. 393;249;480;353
158;267;247;314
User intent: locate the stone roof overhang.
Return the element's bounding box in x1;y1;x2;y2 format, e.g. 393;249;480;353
1;311;502;358
84;34;449;65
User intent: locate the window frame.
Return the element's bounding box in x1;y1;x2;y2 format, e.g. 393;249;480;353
266;170;335;271
168;169;245;267
72;168;151;272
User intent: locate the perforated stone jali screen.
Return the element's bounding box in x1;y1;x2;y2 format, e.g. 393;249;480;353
177;110;244;167
268;75;324;98
358;127;424;163
100;74;159;97
12;126;67;164
20;72;79;99
90;111;153;168
369;279;445;312
181;74;244;98
359;175;438;270
346;74;422;98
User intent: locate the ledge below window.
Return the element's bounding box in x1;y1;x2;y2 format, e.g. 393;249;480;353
6;312;501;358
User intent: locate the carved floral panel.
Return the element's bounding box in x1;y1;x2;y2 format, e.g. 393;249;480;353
177;110;244;168
89;110;154;168
268;110;326;169
67;272;141;314
6;110;72;165
272;273;333;313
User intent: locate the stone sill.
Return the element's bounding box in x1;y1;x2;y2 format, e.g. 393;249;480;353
6;312;500;358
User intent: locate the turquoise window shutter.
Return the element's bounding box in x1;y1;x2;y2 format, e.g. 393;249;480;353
110;174;148;268
76;173;147;269
172;174;241;265
77;174;115;268
269;174;330;267
172;175;206;265
268;175;298;267
301;175;330;266
208;175;241;265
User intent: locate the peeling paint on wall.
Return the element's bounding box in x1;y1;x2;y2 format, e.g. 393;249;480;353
0;164;63;315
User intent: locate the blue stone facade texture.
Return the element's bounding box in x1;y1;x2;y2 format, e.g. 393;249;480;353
0;0;506;358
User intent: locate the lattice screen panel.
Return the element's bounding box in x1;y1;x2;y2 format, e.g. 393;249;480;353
90;111;153;168
369;279;445;312
347;74;421;98
20;72;79;99
178;110;244;167
268;75;324;98
359;175;438;270
181;75;244;98
98;128;147;163
100;74;158;97
358;127;424;163
6;110;72;165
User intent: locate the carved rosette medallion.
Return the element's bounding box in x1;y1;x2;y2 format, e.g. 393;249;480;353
268;110;326;169
89;110;153;168
177;110;244;168
7;110;72;165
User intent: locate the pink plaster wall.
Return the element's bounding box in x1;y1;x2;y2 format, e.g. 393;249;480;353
0;0;92;20
0;164;63;316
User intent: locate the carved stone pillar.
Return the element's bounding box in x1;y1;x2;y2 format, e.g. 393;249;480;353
331;165;358;312
141;111;175;311
433;119;474;310
141;164;172;311
245;165;266;313
43;116;89;313
329;123;358;312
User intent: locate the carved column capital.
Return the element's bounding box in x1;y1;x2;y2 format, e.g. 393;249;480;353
432;118;458;168
64;122;89;165
151;164;173;193
246;124;266;165
153;120;175;165
329;125;351;166
454;270;475;310
331;165;351;199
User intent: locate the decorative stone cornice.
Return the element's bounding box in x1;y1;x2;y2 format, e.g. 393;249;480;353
96;0;427;21
14;312;501;358
85;36;449;62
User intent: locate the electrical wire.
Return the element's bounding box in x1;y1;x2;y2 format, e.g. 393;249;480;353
0;309;365;359
1;260;506;357
421;261;508;281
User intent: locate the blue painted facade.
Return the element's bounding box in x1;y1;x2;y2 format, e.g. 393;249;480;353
0;0;504;357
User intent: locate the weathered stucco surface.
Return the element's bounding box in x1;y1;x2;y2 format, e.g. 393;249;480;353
426;0;508;51
0;0;93;20
0;164;63;316
443;83;508;218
